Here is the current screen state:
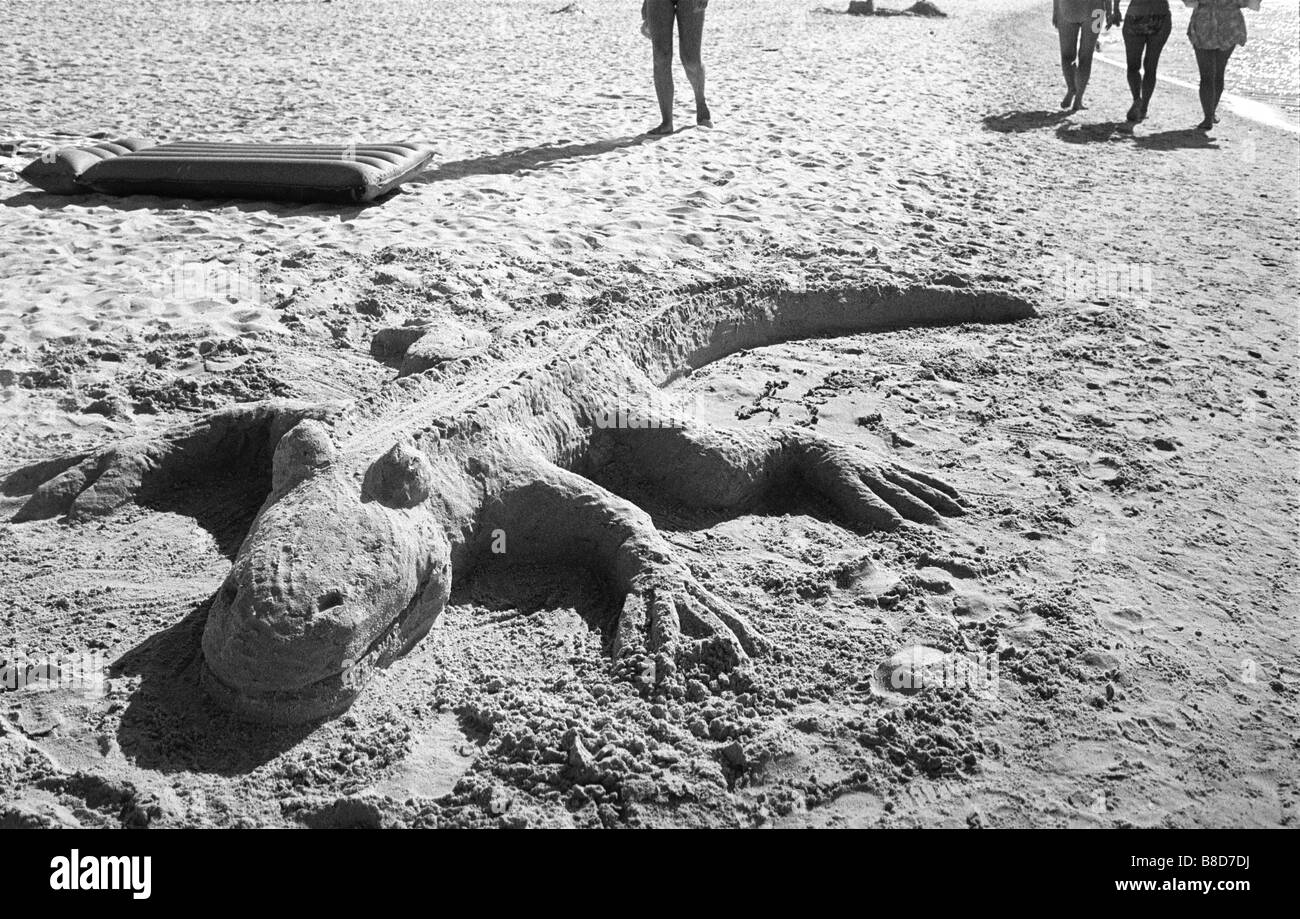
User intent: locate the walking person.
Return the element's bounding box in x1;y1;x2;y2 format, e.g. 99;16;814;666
643;0;712;134
1053;0;1117;111
1187;0;1253;130
1120;0;1173;122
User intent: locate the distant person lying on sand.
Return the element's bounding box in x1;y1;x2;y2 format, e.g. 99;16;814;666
1121;0;1172;122
1187;0;1253;131
1052;0;1117;111
642;0;712;134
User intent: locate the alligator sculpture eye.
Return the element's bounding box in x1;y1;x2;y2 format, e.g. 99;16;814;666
272;419;337;495
361;441;435;509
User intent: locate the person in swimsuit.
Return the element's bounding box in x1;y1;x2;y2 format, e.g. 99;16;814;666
1187;0;1251;131
1053;0;1118;111
1121;0;1172;122
643;0;711;135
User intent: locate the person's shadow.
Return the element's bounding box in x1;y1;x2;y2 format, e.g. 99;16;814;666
1054;121;1129;144
412;134;661;183
1133;128;1220;151
981;110;1071;133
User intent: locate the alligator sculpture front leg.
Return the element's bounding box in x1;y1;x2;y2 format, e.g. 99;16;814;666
480;458;772;687
10;399;342;522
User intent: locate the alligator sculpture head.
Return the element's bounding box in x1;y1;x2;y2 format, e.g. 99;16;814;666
199;421;452;724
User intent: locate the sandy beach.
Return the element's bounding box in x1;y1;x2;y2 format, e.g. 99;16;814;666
1;0;1296;828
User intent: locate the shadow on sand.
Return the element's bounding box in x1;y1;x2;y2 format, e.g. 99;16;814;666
4;463;270;562
2;468;316;773
1050;121;1220;150
1133;128;1220;151
138;475;270;560
981;109;1072;133
412;133;662;183
1054;121;1131;144
110;600;316;775
0;188;387;215
451;556;618;648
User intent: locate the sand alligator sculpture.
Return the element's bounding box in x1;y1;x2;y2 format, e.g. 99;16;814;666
10;279;1033;723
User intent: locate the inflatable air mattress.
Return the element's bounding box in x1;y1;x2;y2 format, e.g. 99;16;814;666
21;139;433;203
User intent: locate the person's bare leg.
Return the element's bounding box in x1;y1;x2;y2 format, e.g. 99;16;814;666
1072;21;1100;111
1139;20;1170;118
646;0;677;134
1212;48;1232;122
1194;47;1215;128
1123;30;1145;121
1058;24;1080;109
677;0;711;127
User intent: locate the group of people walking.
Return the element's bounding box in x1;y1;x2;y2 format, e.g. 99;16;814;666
1055;0;1258;130
638;1;1258;136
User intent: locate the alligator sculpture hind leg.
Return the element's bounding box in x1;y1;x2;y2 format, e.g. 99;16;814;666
587;419;965;531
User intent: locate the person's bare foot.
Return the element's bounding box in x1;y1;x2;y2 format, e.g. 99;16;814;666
1061;90;1075;109
647;121;674;136
696;102;712;128
1196;118;1213;131
1126;100;1141;122
1071;98;1087;112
